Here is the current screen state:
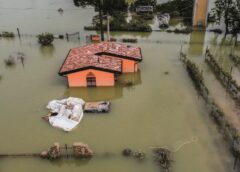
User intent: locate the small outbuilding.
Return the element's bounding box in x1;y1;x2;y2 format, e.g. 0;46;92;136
59;42;142;87
136;6;154;14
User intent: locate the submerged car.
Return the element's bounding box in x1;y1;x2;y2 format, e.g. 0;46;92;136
158;13;170;28
84;101;110;113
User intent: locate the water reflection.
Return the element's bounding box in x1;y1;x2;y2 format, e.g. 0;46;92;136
48;158;91;167
118;71;142;87
39;45;56;57
63;71;142;101
188;31;206;56
110;31;151;38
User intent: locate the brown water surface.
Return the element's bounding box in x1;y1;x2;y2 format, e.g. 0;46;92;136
0;0;236;172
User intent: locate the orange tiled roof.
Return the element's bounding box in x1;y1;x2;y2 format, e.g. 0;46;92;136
59;42;142;75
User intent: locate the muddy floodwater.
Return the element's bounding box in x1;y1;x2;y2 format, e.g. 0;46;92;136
0;0;238;172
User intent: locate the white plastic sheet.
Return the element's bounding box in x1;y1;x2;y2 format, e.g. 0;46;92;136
46;97;85;131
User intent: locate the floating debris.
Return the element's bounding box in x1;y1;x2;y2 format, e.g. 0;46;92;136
4;56;16;66
0;142;93;160
164;71;169;75
122;148;145;161
153;148;173;171
58;8;63;13
133;149;145;161
73;142;94;158
4;52;26;67
45;142;61;160
122;148;132;157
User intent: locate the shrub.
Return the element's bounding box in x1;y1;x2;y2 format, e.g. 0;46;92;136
122;38;138;43
1;31;15;38
37;33;54;46
4;56;16;66
85;12;152;32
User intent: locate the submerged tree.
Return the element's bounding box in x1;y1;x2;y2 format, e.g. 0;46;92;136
73;0;128;41
73;0;127;14
131;0;157;7
37;33;54;46
156;0;194;25
211;0;240;34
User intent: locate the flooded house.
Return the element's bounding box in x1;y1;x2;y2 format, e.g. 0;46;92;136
59;42;142;87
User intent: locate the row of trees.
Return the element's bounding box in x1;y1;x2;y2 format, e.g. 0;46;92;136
156;0;194;25
73;0;156;40
73;0;157;14
212;0;240;35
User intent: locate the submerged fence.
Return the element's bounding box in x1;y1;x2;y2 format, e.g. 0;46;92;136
229;54;240;71
180;53;240;169
205;50;240;105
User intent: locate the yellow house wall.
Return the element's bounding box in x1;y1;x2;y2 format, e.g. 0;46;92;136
193;0;208;27
67;69;115;87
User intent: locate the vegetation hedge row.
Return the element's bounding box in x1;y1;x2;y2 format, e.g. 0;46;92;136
180;54;240;162
205;51;240;103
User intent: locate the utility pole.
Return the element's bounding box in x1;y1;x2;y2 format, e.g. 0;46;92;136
99;0;104;41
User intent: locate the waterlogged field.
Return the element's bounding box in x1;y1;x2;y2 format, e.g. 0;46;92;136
0;0;237;172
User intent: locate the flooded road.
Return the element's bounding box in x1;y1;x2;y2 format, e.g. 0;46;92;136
0;0;237;172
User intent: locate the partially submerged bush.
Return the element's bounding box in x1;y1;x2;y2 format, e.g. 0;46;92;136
133;150;145;160
37;33;54;46
0;31;15;38
122;148;132;156
85;12;152;32
122;38;138;43
4;56;16;66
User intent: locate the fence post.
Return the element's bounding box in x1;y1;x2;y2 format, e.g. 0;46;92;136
17;28;21;40
78;32;80;40
66;33;69;42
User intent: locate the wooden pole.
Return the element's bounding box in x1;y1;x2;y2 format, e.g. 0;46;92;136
17;28;21;40
78;32;80;40
66;33;69;42
230;66;233;76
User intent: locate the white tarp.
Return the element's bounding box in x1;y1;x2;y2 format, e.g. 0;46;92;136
46;97;85;132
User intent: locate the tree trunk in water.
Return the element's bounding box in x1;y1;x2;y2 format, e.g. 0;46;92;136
99;0;104;41
225;19;229;35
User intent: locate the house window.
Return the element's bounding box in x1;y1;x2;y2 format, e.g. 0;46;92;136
86;72;96;87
